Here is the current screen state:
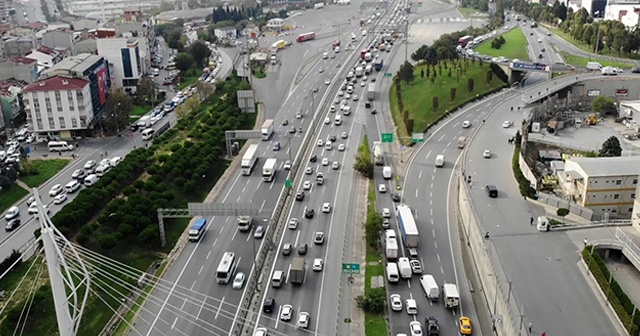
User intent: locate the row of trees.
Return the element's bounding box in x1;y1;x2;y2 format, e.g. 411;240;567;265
410;27;488;65
512;0;640;57
174;40;211;72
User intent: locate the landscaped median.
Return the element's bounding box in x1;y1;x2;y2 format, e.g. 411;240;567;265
473;27;530;61
19;158;70;188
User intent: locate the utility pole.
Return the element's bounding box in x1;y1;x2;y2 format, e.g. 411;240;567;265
404;19;409;63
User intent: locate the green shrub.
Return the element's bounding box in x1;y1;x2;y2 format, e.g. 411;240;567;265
511;133;536;198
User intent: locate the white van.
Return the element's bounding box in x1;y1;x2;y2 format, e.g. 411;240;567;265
95;164;111;177
385;229;397;240
334;46;340;53
398;257;412;279
334;115;342;125
141;128;155;141
420;274;439;301
272;270;285;288
322;52;328;59
386;262;399;283
83;174;99;187
325;141;333;150
342;106;351;115
65;180;81;193
435;154;445;167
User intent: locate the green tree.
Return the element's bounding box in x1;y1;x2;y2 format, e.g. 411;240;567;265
424;46;438;65
432;96;439;111
189;40;210;67
355;289;386;314
591;95;616;113
353;155;373;178
103;87;133;134
450;87;457;101
599;136;622;157
399;61;415;84
411;45;429;62
137;76;159;105
556;208;570;223
174;53;194;72
467;78;475;92
365;212;383;248
486;70;494;83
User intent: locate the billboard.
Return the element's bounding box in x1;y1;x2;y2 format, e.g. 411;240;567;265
96;64;108;105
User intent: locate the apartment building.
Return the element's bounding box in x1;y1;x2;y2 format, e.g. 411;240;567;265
96;38;143;93
0;56;38;83
559;156;640;219
23;76;93;139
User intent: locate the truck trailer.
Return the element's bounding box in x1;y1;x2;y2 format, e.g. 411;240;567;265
241;144;259;176
397;205;419;248
290;257;306;284
261;119;274;140
262;158;277;182
367;83;376;101
373;141;384;165
374;58;383;71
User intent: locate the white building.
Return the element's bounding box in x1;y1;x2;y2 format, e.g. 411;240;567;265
96;38;143;93
22;76;94;139
559;156;640;219
214;27;237;40
619;100;640;133
61;0;164;19
266;18;285;30
604;3;640;28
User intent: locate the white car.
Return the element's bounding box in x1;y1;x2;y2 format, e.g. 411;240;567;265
330;105;336;113
317;139;324;146
332;161;340;170
280;305;293;321
297;312;310;328
84;160;96;170
345;93;351;99
284;160;292;170
378;184;387;193
254;327;267;336
382;208;391;218
28;203;49;215
288;218;299;230
305;167;313;175
360;81;366;87
353;95;359;101
49;184;63;197
409;321;423;336
410;260;422;274
53;194;67;205
322;202;331;213
390;294;402;311
338;90;344;96
232;272;245;289
322;158;329;166
325;79;331;85
324;117;331;124
303;181;312;190
406;299;417;315
483;150;492;158
312;258;324;272
462;120;471;128
341;132;348;139
502;120;513;128
338;144;346;151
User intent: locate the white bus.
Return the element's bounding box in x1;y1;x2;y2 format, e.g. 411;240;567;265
216;252;237;284
48;141;74;152
141;128;155;141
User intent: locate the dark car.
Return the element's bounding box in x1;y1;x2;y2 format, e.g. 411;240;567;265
329;135;337;142
5;218;20;232
541;47;546;52
371;77;376;82
282;119;289;126
263;298;276;313
365;102;371;108
391;193;401;202
538;53;543;59
305;209;315;219
425;316;440;335
295;192;305;201
129;124;139;132
310;155;318;163
297;243;308;255
371;109;377;115
632;67;640;73
289;126;296;134
486;185;498;198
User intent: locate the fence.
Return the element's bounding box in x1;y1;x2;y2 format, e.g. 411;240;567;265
536;192;594;220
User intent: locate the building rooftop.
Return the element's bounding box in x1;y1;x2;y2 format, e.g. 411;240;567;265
569;156;640;177
23;76;88;92
9;56;37;65
47;53;102;74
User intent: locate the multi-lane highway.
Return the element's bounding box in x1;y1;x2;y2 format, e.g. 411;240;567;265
131;3;393;336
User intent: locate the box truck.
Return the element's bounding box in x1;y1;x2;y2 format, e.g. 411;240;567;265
398;257;412;279
397;205;419;248
241;144;259;176
261;119;274;140
420;274;439;301
443;283;460;309
385;236;398;260
382;166;392;179
373;141;384;165
290;257;305;284
262;158;277;182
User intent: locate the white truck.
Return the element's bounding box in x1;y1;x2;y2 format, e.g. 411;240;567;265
382;166;392;179
420;274;439;301
398;257;412;279
397;205;419;248
364;64;372;75
385;236;398;260
587;61;602;70
241;144;259;176
364;52;372;62
262;158;277;182
137;116;152;129
367;83;376;101
314;2;324;9
373;141;384;165
261;119;274;140
443;283;460;309
355;66;364;77
601;66;617;76
237;216;253;232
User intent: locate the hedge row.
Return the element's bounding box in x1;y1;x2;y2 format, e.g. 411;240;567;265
511;132;537;198
583;248;640;335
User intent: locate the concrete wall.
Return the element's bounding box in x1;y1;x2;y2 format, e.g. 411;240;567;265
458;179;527;336
574;78;640;103
518;153;537;189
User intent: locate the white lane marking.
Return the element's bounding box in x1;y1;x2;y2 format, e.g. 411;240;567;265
231;227;239;242
215;297;225;319
171;317;178;329
219;226;224;235
432;229;436;238
434;241;438;249
198;265;204;275
236;195;241;202
429;191;433;198
446;142;451;147
294;230;301;247
437;254;441;263
425;150;432;160
221;172;242;203
438;134;446;141
197;298;207;320
418;171;422;179
206;250;211;259
259;199;266;213
415;189;418;198
226;216;230;222
212;238;218;247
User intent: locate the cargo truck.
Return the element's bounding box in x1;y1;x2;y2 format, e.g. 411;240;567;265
367;83;376;101
261;119;274;140
355;66;364;77
443;283;460;309
189;217;207;241
385;236;398;260
382;166;392;179
374;58;383;71
364;64;372;75
373;141;384;165
398;257;412;279
290;257;306;284
137;116;152;129
237;216;253;232
397;205;419;248
262;158;277;182
241;144;259;176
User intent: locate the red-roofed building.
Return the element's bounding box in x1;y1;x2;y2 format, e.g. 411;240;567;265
22;76;94;139
0;56;38;83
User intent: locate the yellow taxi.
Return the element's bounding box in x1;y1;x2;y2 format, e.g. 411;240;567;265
459;316;473;335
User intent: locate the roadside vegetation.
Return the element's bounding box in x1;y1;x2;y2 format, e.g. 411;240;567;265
0;75;253;335
559;51;635;69
252;65;267;79
354;136;387;336
19;159;70;188
474;27;530;61
511;131;537;198
0;185;28;214
457;6;488;18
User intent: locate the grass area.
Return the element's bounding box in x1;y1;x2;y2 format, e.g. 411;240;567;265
559;51;636;69
252;65;267;79
129;104;152;117
0;184;28;214
389;60;506;141
457;6;487;18
20;159;70;188
474;27;529;61
547;25;640;61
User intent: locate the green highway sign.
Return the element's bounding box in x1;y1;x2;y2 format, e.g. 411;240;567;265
412;133;425;143
285;180;292;188
381;133;393;143
342;263;361;274
385;72;392;77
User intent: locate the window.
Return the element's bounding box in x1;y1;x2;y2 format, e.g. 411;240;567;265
135;46;141;74
48;119;55;129
616;180;622;185
57;107;63;112
614;194;620;199
121;48;133;78
69;106;74;111
36;120;43;129
67;91;73;98
54;91;60;98
629;208;634;213
71;118;78;128
632;193;636;199
59;117;65;128
634;179;638;184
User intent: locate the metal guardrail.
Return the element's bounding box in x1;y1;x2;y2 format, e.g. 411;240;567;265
615;227;640;264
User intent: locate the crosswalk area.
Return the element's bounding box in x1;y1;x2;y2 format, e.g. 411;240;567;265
414;17;474;24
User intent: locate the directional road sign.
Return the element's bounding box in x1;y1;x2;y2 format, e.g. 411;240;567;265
412;133;424;143
381;133;393;143
285;180;292;188
385;72;393;78
342;263;361;274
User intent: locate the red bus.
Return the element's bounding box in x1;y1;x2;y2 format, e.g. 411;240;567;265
296;32;316;42
458;35;473;47
360;49;368;59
